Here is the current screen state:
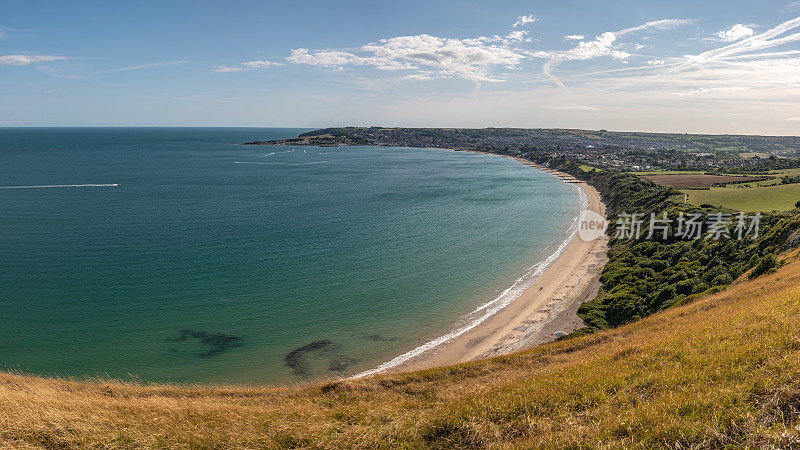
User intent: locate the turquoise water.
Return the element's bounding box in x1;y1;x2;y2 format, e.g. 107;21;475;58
0;128;581;385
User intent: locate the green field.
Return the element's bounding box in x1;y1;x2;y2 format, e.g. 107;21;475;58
578;164;602;172
739;152;770;158
684;183;800;211
769;167;800;176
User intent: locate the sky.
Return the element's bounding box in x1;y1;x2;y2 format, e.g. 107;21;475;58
2;0;800;135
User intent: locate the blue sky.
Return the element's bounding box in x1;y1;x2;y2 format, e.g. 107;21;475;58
2;0;800;134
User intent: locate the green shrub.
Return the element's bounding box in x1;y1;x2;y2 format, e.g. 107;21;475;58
711;274;733;286
749;254;778;279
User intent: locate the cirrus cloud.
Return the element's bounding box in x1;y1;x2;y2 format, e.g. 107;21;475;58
0;54;67;66
213;60;282;72
530;18;694;87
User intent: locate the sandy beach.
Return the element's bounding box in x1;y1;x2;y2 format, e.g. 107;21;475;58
392;154;608;373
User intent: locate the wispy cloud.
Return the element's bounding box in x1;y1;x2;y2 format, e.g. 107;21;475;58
666;16;800;75
213;65;247;72
549;105;600;111
213;60;281;72
564;35;584;41
673;86;749;96
512;15;536;28
0;54;67;66
90;60;186;74
532;18;695;87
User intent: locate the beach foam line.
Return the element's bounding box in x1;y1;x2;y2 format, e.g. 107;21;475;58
351;182;587;379
234;161;333;166
0;183;120;190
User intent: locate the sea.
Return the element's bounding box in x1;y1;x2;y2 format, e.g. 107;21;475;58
0;128;582;385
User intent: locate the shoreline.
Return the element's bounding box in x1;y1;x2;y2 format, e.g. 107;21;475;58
355;149;608;377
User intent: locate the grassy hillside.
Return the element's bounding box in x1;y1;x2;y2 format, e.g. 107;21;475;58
3;252;800;448
685;183;800;211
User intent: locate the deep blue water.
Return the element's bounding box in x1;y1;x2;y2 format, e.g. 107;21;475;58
0;128;580;384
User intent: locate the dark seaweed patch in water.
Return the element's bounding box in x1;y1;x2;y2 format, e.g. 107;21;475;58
168;329;243;358
284;340;358;378
284;340;332;378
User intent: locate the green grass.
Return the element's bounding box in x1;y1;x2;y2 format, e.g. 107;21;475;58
578;164;602;172
769;168;800;176
684;183;800;211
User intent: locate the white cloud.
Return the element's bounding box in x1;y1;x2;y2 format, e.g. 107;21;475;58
287;34;526;83
402;73;436;81
567;32;630;60
505;30;527;42
512;15;536;28
213;65;247;72
647;59;666;65
213;60;281;72
0;54;67;66
717;24;755;42
242;60;276;69
564;35;584;41
287;48;362;67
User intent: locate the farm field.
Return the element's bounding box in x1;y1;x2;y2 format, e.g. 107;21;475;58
640;173;765;188
769;168;800;176
684;183;800;211
740;152;770;158
631;170;705;175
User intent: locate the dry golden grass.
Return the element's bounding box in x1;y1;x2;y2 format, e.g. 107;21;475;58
4;253;800;448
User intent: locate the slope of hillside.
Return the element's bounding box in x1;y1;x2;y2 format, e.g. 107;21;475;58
2;253;800;448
